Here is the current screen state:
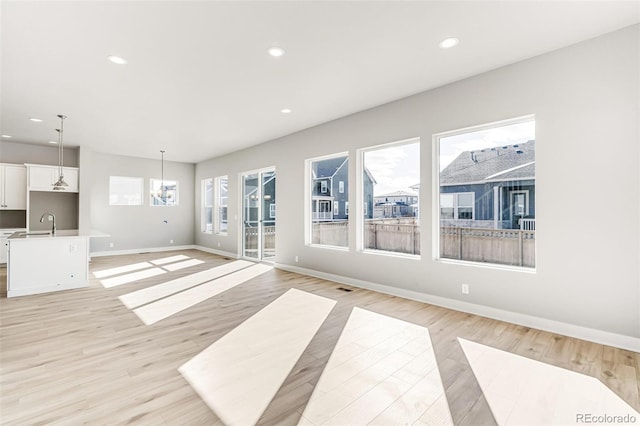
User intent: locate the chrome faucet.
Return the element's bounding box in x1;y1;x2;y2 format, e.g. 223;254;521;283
40;212;56;235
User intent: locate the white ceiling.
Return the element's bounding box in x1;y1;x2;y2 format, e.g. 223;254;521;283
1;1;638;163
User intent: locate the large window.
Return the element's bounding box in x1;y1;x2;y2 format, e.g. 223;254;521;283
436;116;535;268
109;176;143;206
215;176;228;234
360;139;420;256
201;178;213;233
150;178;178;206
308;153;349;248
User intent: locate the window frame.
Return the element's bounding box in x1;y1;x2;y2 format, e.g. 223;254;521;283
214;175;229;235
109;176;144;206
201;178;213;234
149;178;179;206
305;152;350;250
356;137;421;259
433;114;536;271
440;192;475;220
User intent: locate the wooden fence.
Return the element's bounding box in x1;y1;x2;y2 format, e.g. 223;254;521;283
249;221;535;267
312;221;348;246
364;222;420;255
440;227;535;267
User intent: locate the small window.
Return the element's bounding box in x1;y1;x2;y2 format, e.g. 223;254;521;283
308;153;349;248
150;178;178;206
215;176;228;234
201;178;213;233
440;192;475;220
110;176;143;206
360;139;420;256
345;201;349;216
270;203;276;219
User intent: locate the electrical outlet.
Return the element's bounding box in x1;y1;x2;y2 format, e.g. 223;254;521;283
217;242;221;247
295;256;299;263
461;284;469;294
169;239;174;244
109;242;114;248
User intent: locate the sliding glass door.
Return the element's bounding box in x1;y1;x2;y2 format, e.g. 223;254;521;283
242;168;276;260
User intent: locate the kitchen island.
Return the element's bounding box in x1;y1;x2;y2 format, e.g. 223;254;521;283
7;230;92;297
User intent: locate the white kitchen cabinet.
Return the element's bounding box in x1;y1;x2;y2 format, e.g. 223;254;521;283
26;164;79;192
0;164;27;209
7;231;89;297
0;228;26;264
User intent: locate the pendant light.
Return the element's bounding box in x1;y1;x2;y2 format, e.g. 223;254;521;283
52;114;68;190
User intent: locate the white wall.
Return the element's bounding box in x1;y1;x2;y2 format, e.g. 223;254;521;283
88;151;195;253
195;25;639;339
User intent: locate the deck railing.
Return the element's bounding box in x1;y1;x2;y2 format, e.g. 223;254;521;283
519;218;536;231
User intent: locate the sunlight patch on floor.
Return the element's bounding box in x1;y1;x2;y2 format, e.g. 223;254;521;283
92;262;153;279
179;288;336;426
150;254;190;265
119;260;253;309
299;307;453;426
99;267;166;288
458;338;640;425
97;255;209;288
162;258;205;271
133;264;273;325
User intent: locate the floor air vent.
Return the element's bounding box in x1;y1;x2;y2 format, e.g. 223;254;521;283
336;287;354;292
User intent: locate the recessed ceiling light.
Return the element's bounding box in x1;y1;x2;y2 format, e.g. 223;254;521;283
1;134;12;138
107;55;128;65
29;118;43;122
439;37;459;49
268;47;285;57
48;140;58;144
280;108;292;114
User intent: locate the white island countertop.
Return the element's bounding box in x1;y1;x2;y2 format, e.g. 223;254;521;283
9;229;110;239
6;230;108;297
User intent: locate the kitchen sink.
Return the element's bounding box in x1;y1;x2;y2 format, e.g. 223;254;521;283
16;231;52;237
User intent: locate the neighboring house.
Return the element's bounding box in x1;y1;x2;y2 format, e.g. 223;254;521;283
244;173;276;223
373;190;419;219
439;140;535;229
311;157;375;221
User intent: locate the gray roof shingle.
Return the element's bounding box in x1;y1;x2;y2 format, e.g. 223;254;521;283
440;140;535;185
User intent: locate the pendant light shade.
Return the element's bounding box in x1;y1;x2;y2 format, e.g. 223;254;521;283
52;114;68;190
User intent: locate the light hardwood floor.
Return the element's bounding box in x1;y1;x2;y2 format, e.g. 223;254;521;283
1;249;638;425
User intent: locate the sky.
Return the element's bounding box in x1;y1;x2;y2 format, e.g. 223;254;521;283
439;120;535;171
363;120;535;195
365;142;420;196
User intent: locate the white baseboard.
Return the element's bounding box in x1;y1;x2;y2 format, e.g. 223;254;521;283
276;263;640;352
90;245;196;257
90;245;238;259
193;245;238;259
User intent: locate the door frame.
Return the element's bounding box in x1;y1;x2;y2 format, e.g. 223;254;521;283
509;189;529;228
238;166;276;261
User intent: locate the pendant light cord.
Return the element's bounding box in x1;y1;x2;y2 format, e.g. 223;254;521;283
59;115;65;179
